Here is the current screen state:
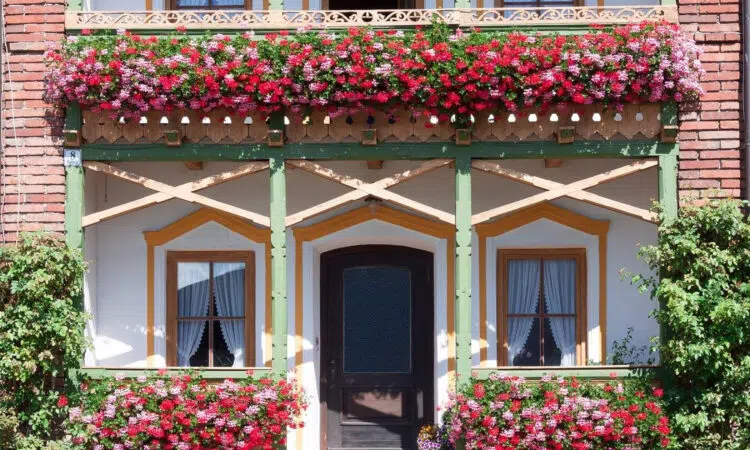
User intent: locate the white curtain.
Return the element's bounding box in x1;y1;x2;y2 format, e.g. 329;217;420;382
544;260;578;366
214;263;246;368
177;263;210;367
507;260;541;365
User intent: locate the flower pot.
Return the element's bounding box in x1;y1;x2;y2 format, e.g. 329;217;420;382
660;125;678;143
455;128;472;146
63;129;82;148
268;129;284;147
164;129;182;147
556;126;575;144
361;129;377;146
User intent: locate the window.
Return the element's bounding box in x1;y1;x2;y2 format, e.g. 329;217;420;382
171;0;250;9
497;249;586;367
167;251;255;368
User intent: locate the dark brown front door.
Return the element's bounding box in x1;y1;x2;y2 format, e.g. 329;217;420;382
321;246;434;450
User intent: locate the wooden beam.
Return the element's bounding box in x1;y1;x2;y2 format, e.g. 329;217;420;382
285;159;451;226
83;162;270;227
288;160;455;224
366;160;384;170
81;140;677;162
83;162;269;227
472;160;657;223
471;159;658;225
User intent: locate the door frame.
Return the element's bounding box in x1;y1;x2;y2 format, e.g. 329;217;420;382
319;245;435;450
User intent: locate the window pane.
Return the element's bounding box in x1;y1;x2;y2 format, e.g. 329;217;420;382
546;317;576;366
509;318;540;366
214;320;245;367
215;320;244;367
507;259;541;315
343;267;411;373
213;262;245;317
543;259;576;314
178;320;208;366
213;0;245;4
177;263;210;318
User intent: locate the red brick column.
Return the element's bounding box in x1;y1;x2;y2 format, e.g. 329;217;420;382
678;0;744;204
0;0;66;243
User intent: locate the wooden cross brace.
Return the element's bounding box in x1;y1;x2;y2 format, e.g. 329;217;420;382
471;159;659;225
82;161;271;227
285;159;454;226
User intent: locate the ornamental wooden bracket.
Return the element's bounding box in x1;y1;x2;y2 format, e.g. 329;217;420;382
82;161;271;227
471;159;658;225
285;159;454;226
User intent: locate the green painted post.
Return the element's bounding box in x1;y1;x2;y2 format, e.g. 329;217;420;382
269;157;288;376
66;0;83;11
64;104;84;250
269;0;283;11
455;155;473;387
658;152;679;220
658;103;679;221
455;0;471;7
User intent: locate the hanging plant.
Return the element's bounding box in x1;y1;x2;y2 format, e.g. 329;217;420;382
46;21;704;123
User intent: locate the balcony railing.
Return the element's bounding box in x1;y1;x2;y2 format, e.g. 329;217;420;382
65;5;678;31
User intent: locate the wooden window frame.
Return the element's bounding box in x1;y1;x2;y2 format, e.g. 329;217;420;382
166;250;255;367
168;0;253;9
497;248;587;367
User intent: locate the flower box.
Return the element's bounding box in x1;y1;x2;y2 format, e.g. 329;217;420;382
455;128;472;146
268;129;284;147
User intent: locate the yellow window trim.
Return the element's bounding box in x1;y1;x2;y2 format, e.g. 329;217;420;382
475;202;610;365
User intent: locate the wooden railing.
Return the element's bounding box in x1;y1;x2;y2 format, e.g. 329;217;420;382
65;6;678;31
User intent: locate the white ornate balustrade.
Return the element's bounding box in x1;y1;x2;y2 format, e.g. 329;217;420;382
65;6;677;30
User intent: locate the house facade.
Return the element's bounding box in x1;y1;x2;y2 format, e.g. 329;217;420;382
0;0;745;449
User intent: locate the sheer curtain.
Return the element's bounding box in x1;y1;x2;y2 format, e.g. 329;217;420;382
507;260;541;365
177;263;210;367
543;259;578;366
214;263;246;368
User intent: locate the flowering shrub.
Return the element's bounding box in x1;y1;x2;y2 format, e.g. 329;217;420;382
419;373;671;450
66;371;306;450
46;21;702;122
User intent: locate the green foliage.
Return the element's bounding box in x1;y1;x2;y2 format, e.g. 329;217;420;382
609;327;655;365
0;233;88;441
635;200;750;449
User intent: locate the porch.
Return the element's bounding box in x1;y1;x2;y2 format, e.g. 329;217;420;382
67;129;675;449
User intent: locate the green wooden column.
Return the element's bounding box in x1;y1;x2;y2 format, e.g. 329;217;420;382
454;0;471;7
454;155;473;386
270;157;288;375
64;104;84;250
269;0;283;10
659;103;679;220
66;0;83;11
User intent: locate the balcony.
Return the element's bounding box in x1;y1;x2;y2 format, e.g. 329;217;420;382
65;5;678;31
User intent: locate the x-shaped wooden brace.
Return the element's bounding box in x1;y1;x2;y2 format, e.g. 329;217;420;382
82;161;271;227
471;159;659;225
285;159;454;226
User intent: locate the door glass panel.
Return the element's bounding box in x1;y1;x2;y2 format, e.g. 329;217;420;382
343;267;411;373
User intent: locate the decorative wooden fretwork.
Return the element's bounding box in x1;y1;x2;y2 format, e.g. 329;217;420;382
80;104;662;145
65;6;677;30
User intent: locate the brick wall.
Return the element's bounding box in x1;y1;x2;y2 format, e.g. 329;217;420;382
0;0;66;244
678;0;745;204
